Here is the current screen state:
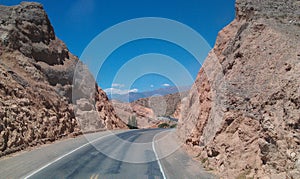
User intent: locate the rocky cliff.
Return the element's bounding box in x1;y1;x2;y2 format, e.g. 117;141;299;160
113;91;187;128
112;100;158;128
177;0;300;178
132;91;189;118
0;2;126;157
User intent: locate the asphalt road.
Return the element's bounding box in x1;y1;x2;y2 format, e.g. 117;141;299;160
0;129;216;179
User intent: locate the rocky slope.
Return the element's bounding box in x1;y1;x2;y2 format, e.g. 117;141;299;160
177;0;300;178
112;100;158;128
113;91;187;128
132;91;189;118
0;2;126;157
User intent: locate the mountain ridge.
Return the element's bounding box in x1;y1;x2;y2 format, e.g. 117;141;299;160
107;85;191;102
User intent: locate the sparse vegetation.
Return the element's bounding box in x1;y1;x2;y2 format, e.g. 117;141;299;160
158;123;170;128
200;157;208;164
170;124;177;128
236;169;252;179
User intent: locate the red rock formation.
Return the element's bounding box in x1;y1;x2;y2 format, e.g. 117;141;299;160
112;91;187;128
0;2;126;157
112;100;157;128
95;87;127;129
132;91;189;118
177;0;300;178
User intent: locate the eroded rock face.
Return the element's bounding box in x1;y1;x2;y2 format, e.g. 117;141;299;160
132;91;189;118
112;100;158;128
0;2;126;157
177;0;300;178
112;91;187;128
95;88;127;130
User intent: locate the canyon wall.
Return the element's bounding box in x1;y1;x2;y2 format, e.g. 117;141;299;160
177;0;300;178
0;2;126;157
113;91;187;128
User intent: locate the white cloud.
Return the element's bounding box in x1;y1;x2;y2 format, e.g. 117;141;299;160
162;83;170;87
104;88;138;95
111;83;125;88
129;88;138;93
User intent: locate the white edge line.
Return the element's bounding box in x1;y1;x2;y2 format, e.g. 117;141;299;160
152;130;168;179
23;131;118;179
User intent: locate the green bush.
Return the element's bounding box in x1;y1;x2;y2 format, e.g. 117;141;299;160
170;124;177;128
158;123;169;128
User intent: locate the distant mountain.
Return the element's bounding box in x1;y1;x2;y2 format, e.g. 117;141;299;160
107;85;191;102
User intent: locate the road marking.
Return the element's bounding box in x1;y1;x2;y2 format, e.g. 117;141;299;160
90;174;95;179
95;174;99;179
23;132;119;179
152;130;169;179
90;174;99;179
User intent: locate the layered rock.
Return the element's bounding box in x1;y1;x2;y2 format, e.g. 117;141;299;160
0;2;126;157
95;87;127;129
177;0;300;178
132;91;189;118
113;91;187;128
112;100;157;128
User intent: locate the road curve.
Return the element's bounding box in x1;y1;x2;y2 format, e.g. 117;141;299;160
0;129;216;179
26;129;166;179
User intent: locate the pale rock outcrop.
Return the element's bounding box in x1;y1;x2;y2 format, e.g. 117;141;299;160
112;100;157;128
177;0;300;178
132;91;189;118
113;91;188;128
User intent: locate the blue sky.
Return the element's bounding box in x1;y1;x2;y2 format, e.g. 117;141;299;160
1;0;235;94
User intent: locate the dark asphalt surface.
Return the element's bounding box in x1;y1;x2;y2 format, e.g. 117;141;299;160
0;129;216;179
27;129;166;179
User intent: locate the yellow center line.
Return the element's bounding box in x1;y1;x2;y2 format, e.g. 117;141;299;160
94;174;99;179
90;174;95;179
